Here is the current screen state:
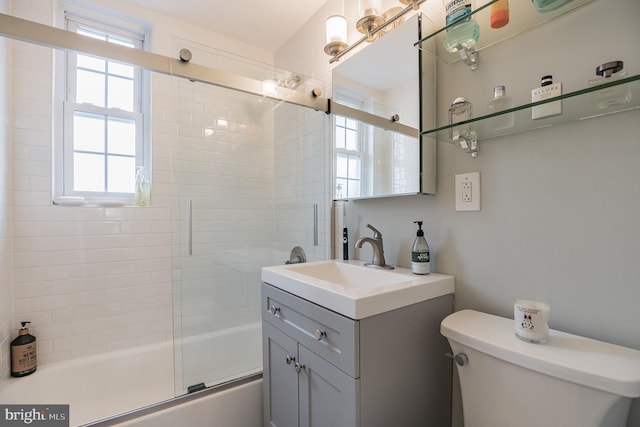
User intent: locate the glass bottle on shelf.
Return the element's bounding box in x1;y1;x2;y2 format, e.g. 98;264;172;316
490;0;509;29
588;60;631;109
442;0;480;53
531;0;575;13
487;85;515;130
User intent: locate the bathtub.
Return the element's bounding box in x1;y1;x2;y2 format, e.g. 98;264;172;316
0;323;262;426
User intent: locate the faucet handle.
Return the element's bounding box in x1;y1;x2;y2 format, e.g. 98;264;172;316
366;224;382;239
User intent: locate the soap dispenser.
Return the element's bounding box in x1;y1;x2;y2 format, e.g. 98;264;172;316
11;321;37;377
411;221;430;275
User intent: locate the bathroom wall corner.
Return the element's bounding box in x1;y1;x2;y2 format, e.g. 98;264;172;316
0;0;13;384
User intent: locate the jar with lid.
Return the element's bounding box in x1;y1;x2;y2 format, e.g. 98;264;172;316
487;85;514;130
588;60;631;109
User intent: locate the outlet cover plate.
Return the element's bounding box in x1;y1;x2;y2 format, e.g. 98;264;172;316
455;172;480;211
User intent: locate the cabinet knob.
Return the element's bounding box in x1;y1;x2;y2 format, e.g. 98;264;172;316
270;305;280;315
294;362;305;373
313;329;326;340
285;354;295;365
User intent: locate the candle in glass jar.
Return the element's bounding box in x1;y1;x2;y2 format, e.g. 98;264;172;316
514;299;550;343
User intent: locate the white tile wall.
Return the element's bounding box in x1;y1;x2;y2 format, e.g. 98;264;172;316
165;77;276;341
271;1;340;264
274;104;328;262
0;0;12;382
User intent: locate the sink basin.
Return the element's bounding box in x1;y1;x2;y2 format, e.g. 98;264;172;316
261;260;454;319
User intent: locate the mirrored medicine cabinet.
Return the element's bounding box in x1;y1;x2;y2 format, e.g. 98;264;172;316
331;13;436;200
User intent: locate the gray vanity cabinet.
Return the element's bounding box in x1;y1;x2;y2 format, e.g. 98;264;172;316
263;323;299;427
263;322;358;427
262;282;453;427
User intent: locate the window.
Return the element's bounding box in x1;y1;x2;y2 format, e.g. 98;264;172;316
57;13;149;204
334;115;362;199
334;93;366;199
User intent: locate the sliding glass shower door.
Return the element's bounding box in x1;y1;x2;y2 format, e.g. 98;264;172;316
170;76;272;392
167;42;328;394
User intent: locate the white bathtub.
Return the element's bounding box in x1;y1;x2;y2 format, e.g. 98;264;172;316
111;379;262;427
0;323;262;426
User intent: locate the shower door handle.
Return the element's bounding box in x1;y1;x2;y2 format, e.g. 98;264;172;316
188;200;193;255
313;204;318;246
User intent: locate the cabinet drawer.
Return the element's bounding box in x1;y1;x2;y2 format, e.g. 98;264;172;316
262;282;359;377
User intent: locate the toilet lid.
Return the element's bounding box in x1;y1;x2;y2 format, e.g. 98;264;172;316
441;309;640;398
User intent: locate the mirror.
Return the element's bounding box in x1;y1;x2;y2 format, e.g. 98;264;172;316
331;13;436;200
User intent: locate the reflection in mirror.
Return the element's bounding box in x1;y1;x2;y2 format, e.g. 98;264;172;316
334;117;420;199
331;13;435;200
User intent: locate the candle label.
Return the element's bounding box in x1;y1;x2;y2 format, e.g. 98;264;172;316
514;299;550;343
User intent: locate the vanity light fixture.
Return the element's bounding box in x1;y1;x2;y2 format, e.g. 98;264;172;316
381;7;403;34
324;15;348;56
324;0;426;63
356;0;384;42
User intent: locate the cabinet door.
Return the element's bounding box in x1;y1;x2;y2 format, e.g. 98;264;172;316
298;346;359;427
263;322;299;427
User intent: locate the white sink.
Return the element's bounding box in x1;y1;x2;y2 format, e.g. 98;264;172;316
261;260;454;319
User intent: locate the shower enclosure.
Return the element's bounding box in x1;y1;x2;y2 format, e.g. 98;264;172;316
0;10;329;424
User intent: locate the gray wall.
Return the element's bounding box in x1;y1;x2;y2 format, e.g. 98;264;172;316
349;111;639;344
347;0;640;425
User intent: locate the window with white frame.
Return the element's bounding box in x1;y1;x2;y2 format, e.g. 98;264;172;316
57;13;149;204
334;114;362;199
334;92;367;199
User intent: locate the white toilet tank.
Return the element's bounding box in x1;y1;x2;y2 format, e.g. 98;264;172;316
441;310;640;427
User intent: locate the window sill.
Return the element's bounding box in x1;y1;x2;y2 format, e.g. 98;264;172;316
53;196;149;207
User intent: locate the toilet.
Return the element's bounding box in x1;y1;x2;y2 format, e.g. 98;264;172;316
441;309;640;427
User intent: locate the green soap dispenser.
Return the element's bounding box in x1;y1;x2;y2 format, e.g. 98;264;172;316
411;221;430;275
11;321;37;377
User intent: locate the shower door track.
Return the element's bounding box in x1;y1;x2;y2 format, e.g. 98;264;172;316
80;373;262;427
0;13;328;114
0;13;423;138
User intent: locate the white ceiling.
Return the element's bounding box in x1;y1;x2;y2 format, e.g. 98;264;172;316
125;0;329;52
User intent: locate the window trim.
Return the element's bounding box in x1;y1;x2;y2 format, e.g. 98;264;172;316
53;7;151;205
333;88;369;199
62;101;144;199
334;115;362;199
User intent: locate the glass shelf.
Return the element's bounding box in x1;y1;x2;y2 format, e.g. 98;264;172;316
414;0;594;65
422;74;640;142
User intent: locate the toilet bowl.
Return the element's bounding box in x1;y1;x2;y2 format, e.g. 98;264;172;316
441;309;640;427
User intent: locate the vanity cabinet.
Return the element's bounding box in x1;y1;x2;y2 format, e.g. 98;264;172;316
263;323;358;427
261;282;453;427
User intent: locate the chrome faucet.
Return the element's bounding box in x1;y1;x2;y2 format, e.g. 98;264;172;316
355;224;394;270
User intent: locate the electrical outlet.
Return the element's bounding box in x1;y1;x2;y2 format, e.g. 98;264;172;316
455;172;480;211
462;181;472;202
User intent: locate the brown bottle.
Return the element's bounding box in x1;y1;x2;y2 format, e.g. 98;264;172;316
10;321;37;377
